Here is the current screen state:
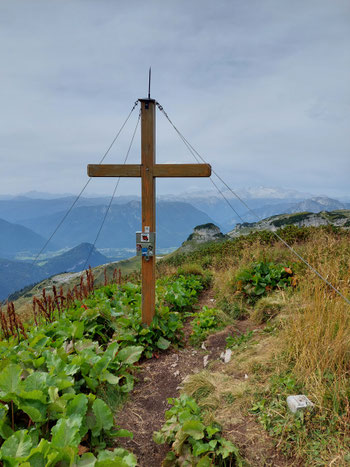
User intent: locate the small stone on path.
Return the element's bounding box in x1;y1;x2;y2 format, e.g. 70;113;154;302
287;395;314;413
220;348;232;363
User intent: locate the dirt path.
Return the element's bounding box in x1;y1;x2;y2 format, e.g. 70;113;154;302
115;290;295;466
116;347;206;465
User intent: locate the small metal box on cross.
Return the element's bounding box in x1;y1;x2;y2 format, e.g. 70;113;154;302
88;98;211;325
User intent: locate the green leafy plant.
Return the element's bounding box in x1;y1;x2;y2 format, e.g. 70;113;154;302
0;273;208;464
226;330;254;350
189;306;228;346
153;394;243;466
234;261;295;303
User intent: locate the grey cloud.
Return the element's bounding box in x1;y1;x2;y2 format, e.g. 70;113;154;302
0;0;349;198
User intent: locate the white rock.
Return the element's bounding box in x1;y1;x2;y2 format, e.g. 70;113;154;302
203;355;209;367
244;374;249;379
173;370;180;377
287;395;314;414
220;349;232;363
201;343;207;350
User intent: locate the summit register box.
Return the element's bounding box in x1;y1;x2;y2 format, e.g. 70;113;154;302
136;231;155;258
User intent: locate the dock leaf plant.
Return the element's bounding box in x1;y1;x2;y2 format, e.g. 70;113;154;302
153;394;243;466
0;274;206;465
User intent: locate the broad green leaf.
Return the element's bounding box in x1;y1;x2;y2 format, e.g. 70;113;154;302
206;426;220;437
100;370;120;385
84;376;98;392
22;373;49;393
0;364;22;396
64;363;81;376
76;452;97;466
208;439;218;449
51;417;82;448
103;342;119;360
46;446;76;467
66;394;88;418
29;335;50;350
1;430;32;459
33;357;45;369
153;431;165;444
91;399;113;437
47;387;66;415
117;346;143;364
96;448;137;467
21;451;46;467
53;375;74;391
156;337;170;350
182;420;205;440
0;419;14;439
192;441;210;456
178;410;192;424
18;389;46;404
72;321;84;339
18;401;46;423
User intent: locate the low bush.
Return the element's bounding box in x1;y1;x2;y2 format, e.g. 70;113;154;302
189;306;231;346
153;394;243;466
233;261;296;303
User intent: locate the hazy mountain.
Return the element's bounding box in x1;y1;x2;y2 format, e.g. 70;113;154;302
0;190;348;249
0;243;109;300
223;197;348;227
0;218;54;259
0;258;44;301
227;210;350;238
19;201;213;249
287;197;346;214
0;196;114;224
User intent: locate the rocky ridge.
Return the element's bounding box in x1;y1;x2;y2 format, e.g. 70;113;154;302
228;210;350;238
180;223;227;252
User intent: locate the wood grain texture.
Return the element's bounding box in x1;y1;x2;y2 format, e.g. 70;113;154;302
87;164;141;177
141;99;156;325
153;163;211;177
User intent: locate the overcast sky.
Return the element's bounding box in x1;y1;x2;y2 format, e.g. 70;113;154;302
1;0;349;199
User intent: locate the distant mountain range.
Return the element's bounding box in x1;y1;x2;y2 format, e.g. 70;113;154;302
18;201;212;250
0;243;109;300
228;210;350;238
0;188;349;301
0;218;55;259
222;197;350;228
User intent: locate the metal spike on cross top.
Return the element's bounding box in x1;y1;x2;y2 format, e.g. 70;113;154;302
88;95;211;325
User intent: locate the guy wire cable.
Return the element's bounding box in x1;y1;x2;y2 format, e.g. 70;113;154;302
156;101;350;306
31;100;139;267
83;110;141;270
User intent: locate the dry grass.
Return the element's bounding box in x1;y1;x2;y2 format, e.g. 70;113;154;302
179;229;350;464
282;236;350;414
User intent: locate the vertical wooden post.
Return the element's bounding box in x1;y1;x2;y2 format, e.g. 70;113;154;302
140;99;156;325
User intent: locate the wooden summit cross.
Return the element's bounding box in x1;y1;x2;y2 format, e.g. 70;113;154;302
88;98;211;325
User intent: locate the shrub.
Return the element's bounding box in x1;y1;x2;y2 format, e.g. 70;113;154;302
190;306;231;346
153;394;243;466
233;261;295;303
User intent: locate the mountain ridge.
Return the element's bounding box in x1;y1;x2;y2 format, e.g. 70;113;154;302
0;243;109;300
228;210;350;238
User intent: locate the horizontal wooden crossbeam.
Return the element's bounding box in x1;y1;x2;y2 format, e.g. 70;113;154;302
87;163;211;178
87;164;141;177
154;164;211;177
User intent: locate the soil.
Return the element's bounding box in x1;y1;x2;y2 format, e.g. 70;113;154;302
115;289;296;466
